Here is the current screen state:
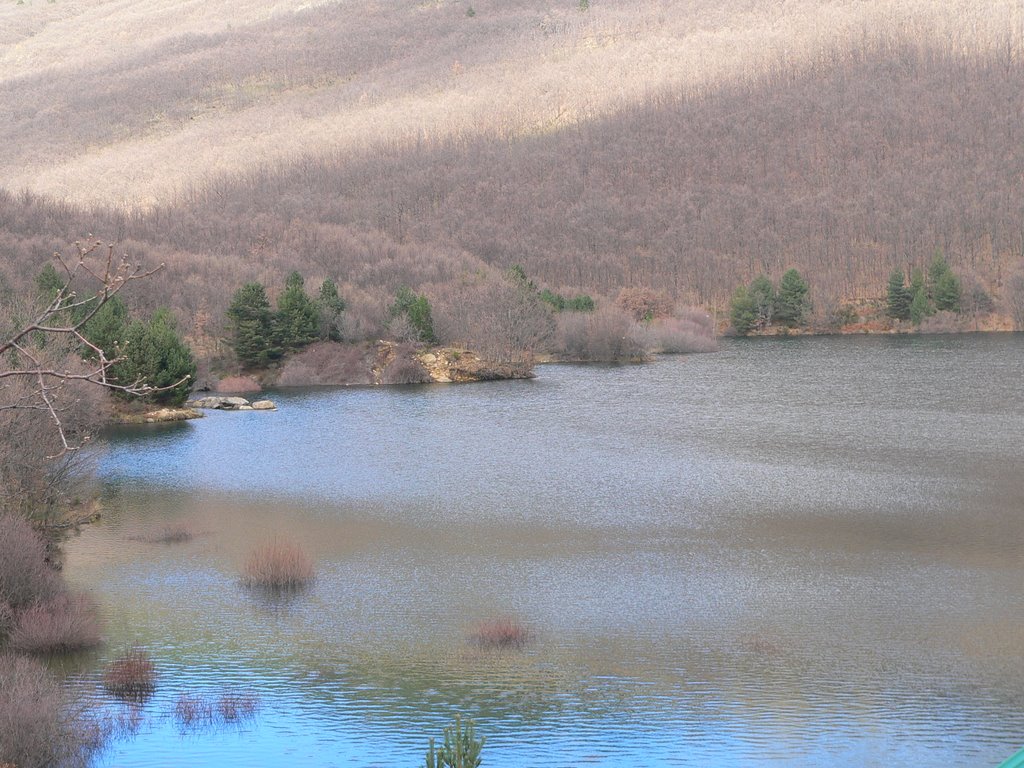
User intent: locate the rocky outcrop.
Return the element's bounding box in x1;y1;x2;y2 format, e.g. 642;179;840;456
115;407;203;424
417;347;534;383
186;396;276;411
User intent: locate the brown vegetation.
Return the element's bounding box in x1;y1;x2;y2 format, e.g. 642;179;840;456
0;3;1022;351
9;593;102;655
0;514;59;610
103;645;156;701
0;654;102;768
131;523;194;545
242;537;315;589
173;689;260;730
470;617;531;650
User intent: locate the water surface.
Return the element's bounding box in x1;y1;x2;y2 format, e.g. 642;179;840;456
65;334;1024;767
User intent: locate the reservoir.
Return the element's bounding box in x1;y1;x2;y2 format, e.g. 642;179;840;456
66;334;1024;767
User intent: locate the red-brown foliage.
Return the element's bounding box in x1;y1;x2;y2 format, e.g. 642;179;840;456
103;646;156;701
278;342;375;386
242;537;315;588
381;344;431;385
9;593;102;655
0;515;59;610
0;653;103;768
470;617;531;649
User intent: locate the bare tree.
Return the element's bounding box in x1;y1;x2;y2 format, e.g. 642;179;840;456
0;241;168;455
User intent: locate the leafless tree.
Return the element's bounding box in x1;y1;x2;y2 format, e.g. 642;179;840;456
0;241;165;455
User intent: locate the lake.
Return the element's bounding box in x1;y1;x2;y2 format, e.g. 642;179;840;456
64;334;1024;767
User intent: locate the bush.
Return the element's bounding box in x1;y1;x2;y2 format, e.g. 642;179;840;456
242;537;314;589
103;645;156;701
470;617;530;649
0;515;59;610
381;344;432;384
554;306;644;361
277;341;375;386
0;653;103;768
9;593;102;654
629;312;717;354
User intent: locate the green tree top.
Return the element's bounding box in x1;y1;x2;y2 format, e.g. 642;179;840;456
729;285;757;335
774;268;811;327
886;269;911;321
227;282;278;366
389;286;436;343
113;309;196;406
275;272;319;351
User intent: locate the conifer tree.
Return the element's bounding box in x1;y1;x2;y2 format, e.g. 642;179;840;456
886;269;912;321
227;282;278;366
275;272;319;351
114;309;196;406
774;268;811;327
729;285;757;335
317;279;346;341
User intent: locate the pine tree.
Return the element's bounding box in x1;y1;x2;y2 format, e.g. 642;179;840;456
227;282;278;366
934;271;961;312
317;279;346;341
81;295;129;360
275;272;319;351
747;275;776;329
114;309;196;406
886;269;911;321
729;285;757;335
774;268;810;327
389;287;437;343
909;287;932;325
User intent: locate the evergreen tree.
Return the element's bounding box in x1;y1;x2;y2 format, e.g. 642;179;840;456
729;285;757;335
227;282;278;366
389;287;436;343
886;269;911;321
35;264;65;299
114;309;196;406
747;274;776;329
274;271;319;351
317;279;346;341
934;271;961;312
909;287;932;325
81;295;129;360
774;268;811;327
928;253;951;299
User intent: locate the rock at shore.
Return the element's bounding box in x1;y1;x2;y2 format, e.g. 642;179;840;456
186;395;277;411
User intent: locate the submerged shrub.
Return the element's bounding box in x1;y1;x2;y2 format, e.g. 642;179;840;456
470;617;530;649
9;593;102;654
242;537;314;589
217;690;260;722
103;645;156;701
132;523;194;544
0;653;103;768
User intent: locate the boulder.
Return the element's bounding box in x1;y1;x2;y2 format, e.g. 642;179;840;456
251;400;277;410
186;396;250;410
238;405;254;411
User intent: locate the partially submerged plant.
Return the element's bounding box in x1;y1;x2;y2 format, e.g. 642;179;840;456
242;537;314;589
103;645;156;701
425;715;485;768
469;617;530;650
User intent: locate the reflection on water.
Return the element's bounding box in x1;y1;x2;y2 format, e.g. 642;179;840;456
63;335;1024;766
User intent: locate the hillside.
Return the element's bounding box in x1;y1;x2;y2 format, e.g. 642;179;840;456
2;0;1023;331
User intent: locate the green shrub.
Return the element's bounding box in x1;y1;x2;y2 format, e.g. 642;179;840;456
424;716;484;768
